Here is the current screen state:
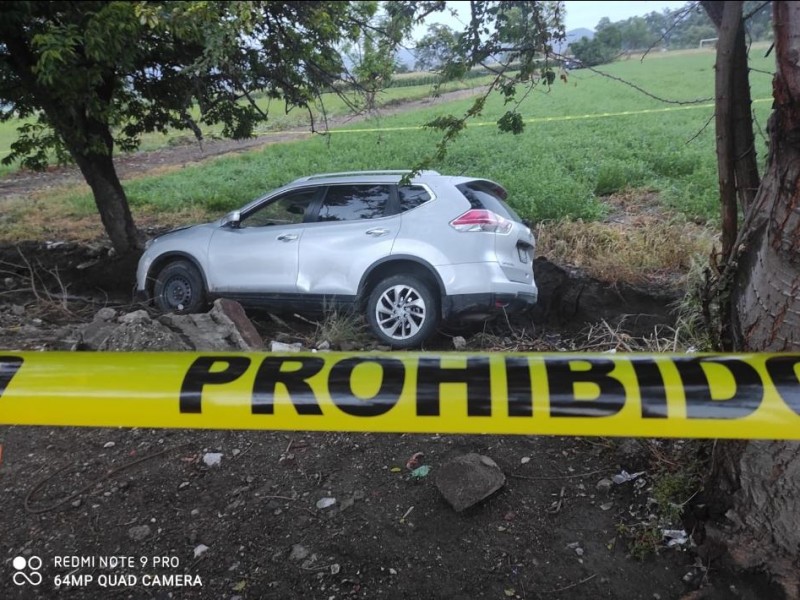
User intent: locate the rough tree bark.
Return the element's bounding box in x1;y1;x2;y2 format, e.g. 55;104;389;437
702;0;762;348
703;2;800;596
704;0;746;260
703;0;762;220
69;139;141;257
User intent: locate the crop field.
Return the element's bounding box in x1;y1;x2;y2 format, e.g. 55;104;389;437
5;47;776;233
0;76;494;178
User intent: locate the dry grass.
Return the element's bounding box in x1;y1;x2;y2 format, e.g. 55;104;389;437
470;316;696;354
535;191;716;286
313;309;371;349
0;188;214;245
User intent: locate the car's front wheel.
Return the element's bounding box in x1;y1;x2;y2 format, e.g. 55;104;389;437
367;275;438;348
153;260;206;314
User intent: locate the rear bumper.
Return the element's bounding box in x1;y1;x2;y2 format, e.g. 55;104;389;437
443;291;538;320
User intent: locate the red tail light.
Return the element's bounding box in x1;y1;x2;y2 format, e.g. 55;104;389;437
450;209;512;233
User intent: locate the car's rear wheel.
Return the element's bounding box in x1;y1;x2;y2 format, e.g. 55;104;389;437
367;275;438;348
153;260;206;314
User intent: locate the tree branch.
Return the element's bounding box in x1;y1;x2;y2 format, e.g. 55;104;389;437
640;2;699;62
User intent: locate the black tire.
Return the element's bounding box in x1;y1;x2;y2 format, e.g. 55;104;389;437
366;274;439;349
153;260;206;314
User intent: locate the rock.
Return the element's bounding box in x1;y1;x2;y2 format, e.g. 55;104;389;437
11;304;25;316
452;336;467;350
93;307;117;322
193;544;209;558
71;499;82;508
100;319;188;351
4;277;16;289
202;452;223;467
209;298;264;350
566;541;584;557
118;310;151;325
435;453;506;512
317;340;331;351
316;497;336;510
128;525;152;541
289;544;310;561
103;441;115;449
596;478;613;493
160;299;263;351
271;341;303;353
76;299;262;351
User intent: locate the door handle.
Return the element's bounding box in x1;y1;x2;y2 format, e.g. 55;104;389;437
366;228;389;237
277;233;298;242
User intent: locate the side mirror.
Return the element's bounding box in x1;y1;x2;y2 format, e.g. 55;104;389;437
227;210;241;228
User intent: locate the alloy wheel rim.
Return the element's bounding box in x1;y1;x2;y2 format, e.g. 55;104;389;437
375;284;426;340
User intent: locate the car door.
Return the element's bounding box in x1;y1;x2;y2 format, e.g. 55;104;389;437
206;187;319;293
297;183;400;296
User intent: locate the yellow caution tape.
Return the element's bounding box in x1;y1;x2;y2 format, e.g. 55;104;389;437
1;352;799;439
326;98;773;134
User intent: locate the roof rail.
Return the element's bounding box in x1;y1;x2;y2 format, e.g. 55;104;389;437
290;170;440;183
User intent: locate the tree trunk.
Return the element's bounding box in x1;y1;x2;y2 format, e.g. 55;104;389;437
51;110;142;256
703;1;761;217
707;0;742;260
703;3;800;596
72;149;142;256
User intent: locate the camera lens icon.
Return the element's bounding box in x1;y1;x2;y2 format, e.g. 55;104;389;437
12;555;42;586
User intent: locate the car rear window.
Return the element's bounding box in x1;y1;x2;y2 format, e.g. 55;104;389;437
317;185;391;221
398;185;432;212
456;181;523;223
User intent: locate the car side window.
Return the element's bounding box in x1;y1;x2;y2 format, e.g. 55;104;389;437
398;185;432;212
241;188;317;228
317;185;391;222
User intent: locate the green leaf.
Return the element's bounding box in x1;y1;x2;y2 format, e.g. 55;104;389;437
497;111;524;135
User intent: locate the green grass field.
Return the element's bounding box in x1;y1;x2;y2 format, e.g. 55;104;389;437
0;77;494;177
4;47;777;235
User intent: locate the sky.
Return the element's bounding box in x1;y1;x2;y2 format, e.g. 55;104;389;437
563;1;688;31
412;1;691;38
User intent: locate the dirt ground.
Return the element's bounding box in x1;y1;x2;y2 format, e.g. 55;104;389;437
0;90;787;600
0;426;709;600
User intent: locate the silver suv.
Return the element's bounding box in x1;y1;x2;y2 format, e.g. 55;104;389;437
136;170;538;348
